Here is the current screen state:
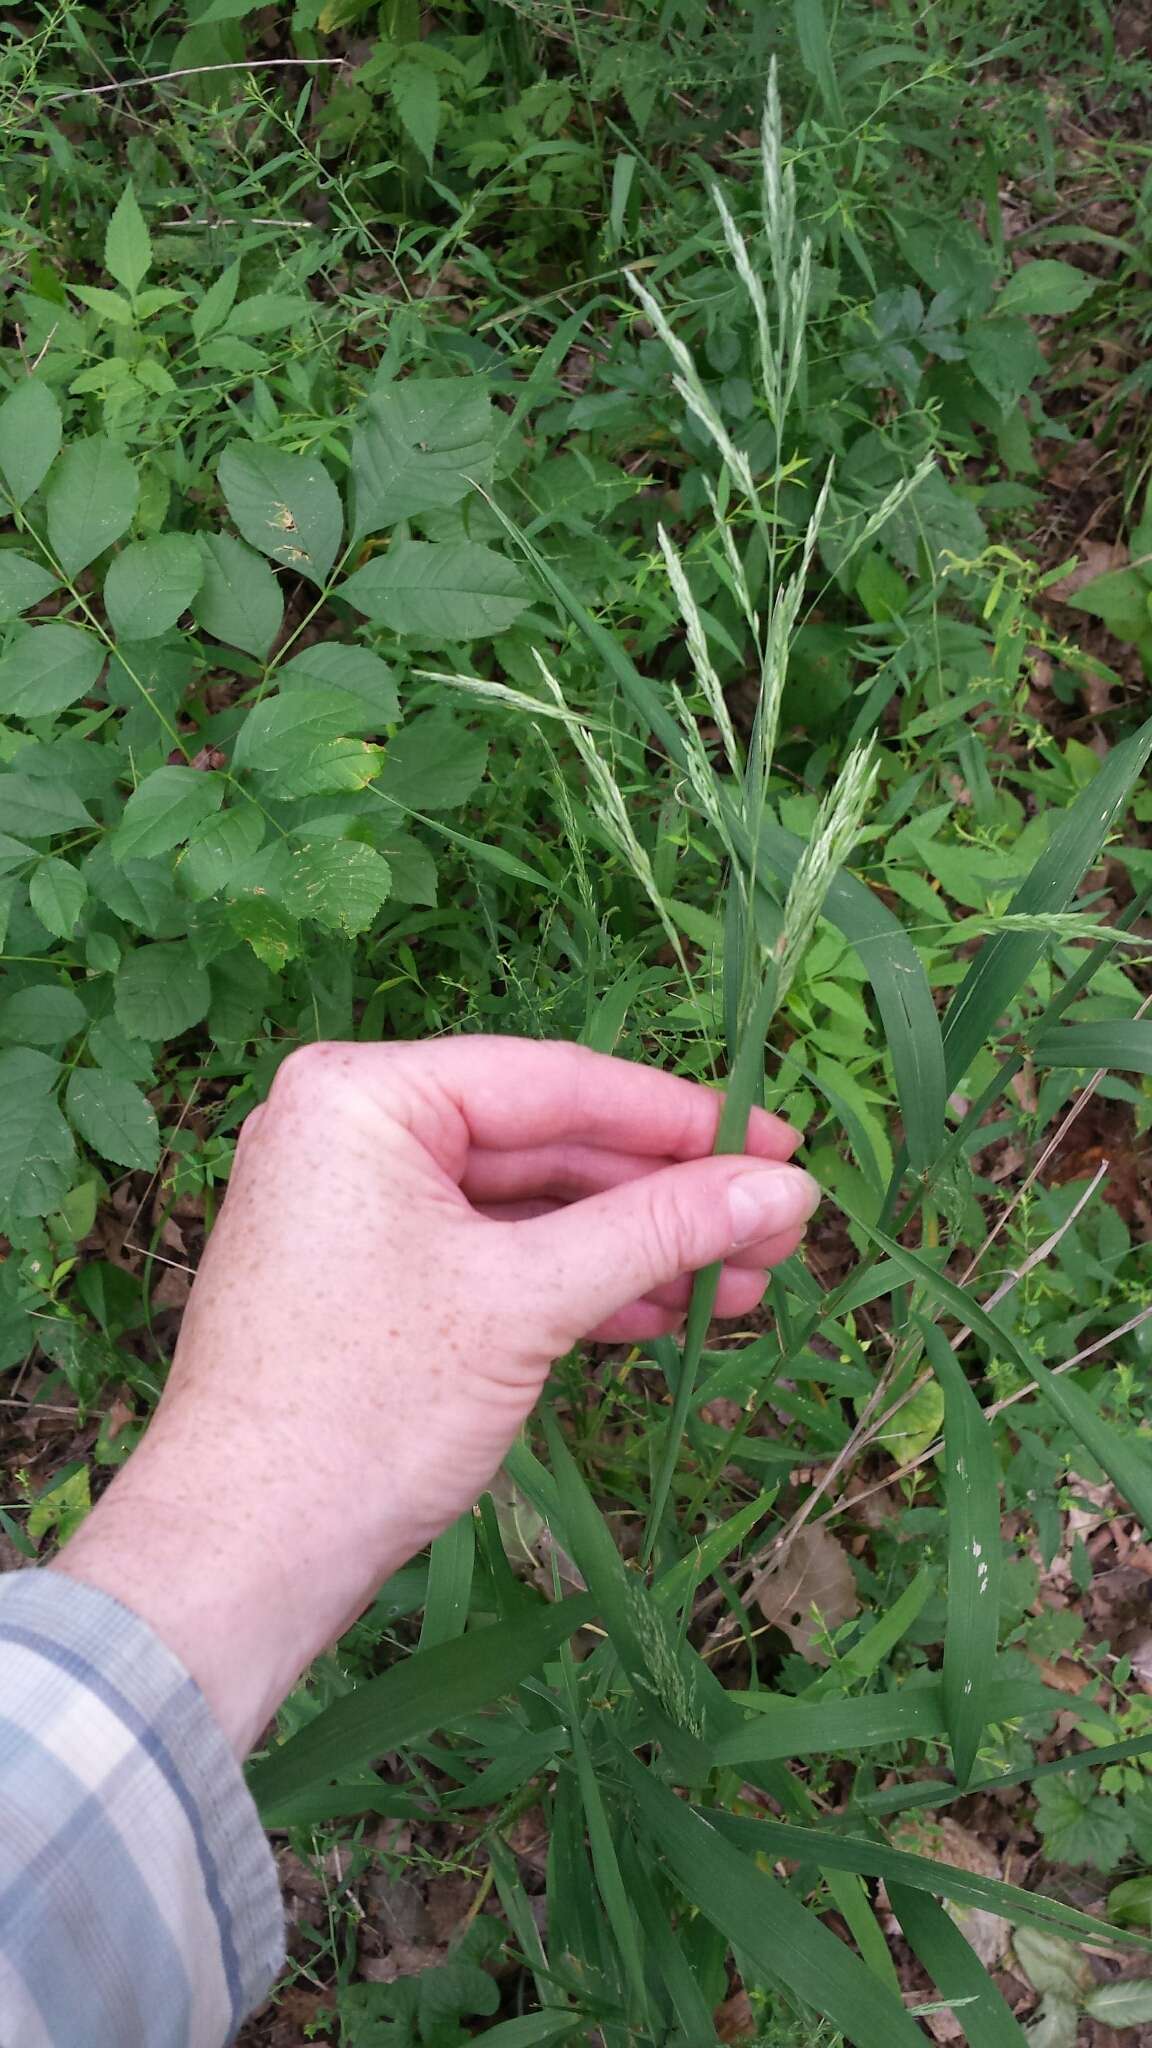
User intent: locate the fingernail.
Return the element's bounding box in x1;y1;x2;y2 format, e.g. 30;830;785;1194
727;1166;821;1246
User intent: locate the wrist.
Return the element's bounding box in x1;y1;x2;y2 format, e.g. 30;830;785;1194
53;1439;413;1757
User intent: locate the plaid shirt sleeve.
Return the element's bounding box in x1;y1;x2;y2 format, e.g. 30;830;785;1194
0;1569;284;2048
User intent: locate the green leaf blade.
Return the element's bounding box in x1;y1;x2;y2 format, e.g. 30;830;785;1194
0;381;62;506
624;1758;928;2048
0;623;105;718
104;181;152;296
920;1320;1002;1786
191;533;284;659
337;541;531;641
248;1594;596;1819
113;767;226;863
65;1067;159;1172
46;438;139;577
217;443;343;587
104;536;203;641
114;942;211;1040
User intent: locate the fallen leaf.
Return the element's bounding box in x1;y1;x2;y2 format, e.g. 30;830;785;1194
1047;540;1128;602
894;1818;1010;1969
751;1526;859;1664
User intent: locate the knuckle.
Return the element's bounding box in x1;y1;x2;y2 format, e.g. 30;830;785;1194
268;1039;355;1107
645;1179;698;1275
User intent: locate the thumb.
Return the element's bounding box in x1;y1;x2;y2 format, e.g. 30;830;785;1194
512;1157;821;1336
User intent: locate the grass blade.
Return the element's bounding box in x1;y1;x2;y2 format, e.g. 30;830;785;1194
865;1223;1152;1536
919;1318;1001;1785
619;1829;719;2041
857;1731;1152;1819
471;2018;589;2046
248;1593;594;1816
542;1409;725;1761
418;1508;475;1648
713;1675;1057;1766
940;716;1152;1088
708;1812;1152;1953
888;1883;1031;2044
803;1565;935;1698
622;1757;929;2048
558;1650;650;2028
1033;1019;1152;1072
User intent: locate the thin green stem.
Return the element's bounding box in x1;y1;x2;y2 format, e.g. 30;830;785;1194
641;962;781;1564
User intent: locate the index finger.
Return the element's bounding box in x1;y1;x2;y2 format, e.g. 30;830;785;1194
412;1036;800;1161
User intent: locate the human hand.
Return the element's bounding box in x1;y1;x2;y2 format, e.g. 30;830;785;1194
55;1037;819;1754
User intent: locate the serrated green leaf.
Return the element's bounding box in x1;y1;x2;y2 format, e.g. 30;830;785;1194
1012;1927;1091;2000
112;766;225;863
104;536;203;640
233;686;375;766
217;443;343;586
84;845;181;937
1033;1775;1130;1870
226;893;301;969
0;623;105;718
279;737;383;797
378;831;437;906
995;259;1095;318
390;58;440;165
114;942;211;1039
191;258;241;344
65;1067;159;1172
1109;1874;1152;1931
0;381;62;506
278;641;399;720
177;804;265;899
29;857;87;939
191;532;283;658
337;541;531;640
72;285;135;326
0;772;93;838
46;438;139;577
234;689;384;796
351;377;493;537
0;1049;73;1220
87;1016;153;1083
104;181;152;295
0;981;87;1047
0;552;58;619
378;709;488;811
0;834;36;877
222;293;311;337
276;839;391;935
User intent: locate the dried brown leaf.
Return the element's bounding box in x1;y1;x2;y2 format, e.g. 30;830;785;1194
751;1526;859;1665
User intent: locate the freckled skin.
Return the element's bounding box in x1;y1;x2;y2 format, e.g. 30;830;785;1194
54;1037;817;1756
